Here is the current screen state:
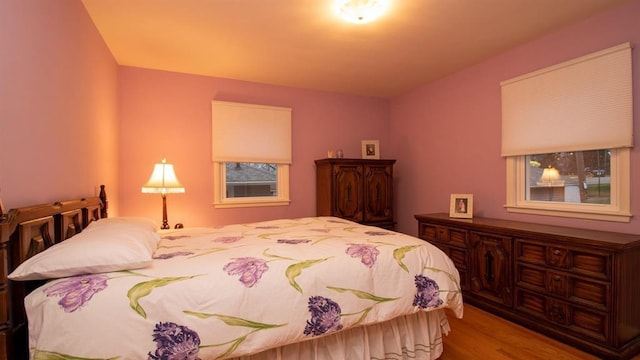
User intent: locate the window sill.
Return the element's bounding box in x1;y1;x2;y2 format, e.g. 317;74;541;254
213;199;291;209
505;204;631;223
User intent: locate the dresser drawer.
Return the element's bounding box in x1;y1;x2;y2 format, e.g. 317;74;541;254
447;246;468;270
419;223;467;247
515;288;609;343
424;231;469;291
515;239;611;280
516;264;568;297
418;223;438;242
515;263;609;310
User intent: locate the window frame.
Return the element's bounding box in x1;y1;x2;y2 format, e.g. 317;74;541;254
505;148;631;222
213;162;290;208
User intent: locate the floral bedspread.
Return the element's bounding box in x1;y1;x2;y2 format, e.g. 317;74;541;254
25;217;463;360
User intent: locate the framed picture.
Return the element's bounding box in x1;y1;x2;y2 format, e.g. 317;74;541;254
449;194;473;218
361;140;380;159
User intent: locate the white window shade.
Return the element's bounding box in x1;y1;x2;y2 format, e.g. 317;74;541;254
212;101;292;164
501;43;633;156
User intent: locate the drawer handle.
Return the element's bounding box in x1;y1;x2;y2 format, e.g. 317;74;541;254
484;251;494;282
553;276;561;282
552;249;561;256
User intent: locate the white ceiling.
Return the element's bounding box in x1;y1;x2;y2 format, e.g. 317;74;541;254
81;0;632;98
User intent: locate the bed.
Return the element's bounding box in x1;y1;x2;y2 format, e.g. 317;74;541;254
0;188;463;360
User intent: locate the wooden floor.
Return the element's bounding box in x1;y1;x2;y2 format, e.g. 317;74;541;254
439;304;640;360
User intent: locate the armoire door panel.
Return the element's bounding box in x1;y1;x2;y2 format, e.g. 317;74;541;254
333;164;363;222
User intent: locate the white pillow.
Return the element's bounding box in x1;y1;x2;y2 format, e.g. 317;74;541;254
85;217;159;232
8;220;160;281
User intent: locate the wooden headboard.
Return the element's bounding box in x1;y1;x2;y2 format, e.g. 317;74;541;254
0;186;108;360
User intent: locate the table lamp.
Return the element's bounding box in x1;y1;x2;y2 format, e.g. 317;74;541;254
141;157;185;229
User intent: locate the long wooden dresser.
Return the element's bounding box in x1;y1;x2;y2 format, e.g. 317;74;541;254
415;213;640;359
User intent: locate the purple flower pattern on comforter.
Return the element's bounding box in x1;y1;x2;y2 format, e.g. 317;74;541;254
148;322;201;360
43;274;108;312
304;296;343;336
223;257;269;287
25;217;463;360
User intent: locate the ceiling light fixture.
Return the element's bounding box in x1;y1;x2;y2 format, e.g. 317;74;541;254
335;0;390;24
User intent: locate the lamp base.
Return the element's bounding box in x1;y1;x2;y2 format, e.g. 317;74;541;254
161;194;170;230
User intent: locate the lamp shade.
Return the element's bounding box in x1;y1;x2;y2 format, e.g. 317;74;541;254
537;166;564;187
141;158;185;194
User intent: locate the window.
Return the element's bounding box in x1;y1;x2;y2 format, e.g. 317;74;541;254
527;150;611;204
212;101;292;208
502;43;632;222
506;148;630;222
225;163;277;198
213;162;290;208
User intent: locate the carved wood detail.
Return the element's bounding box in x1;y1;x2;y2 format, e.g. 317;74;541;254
60;210;82;241
0;194;106;360
19;217;54;263
316;158;395;230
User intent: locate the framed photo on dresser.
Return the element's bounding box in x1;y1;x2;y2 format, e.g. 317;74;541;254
449;194;473;218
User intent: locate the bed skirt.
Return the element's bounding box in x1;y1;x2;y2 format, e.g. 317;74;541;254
233;309;450;360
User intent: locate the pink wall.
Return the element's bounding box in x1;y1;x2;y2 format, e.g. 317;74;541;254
4;0;639;237
117;67;389;227
390;0;640;236
0;0;120;212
